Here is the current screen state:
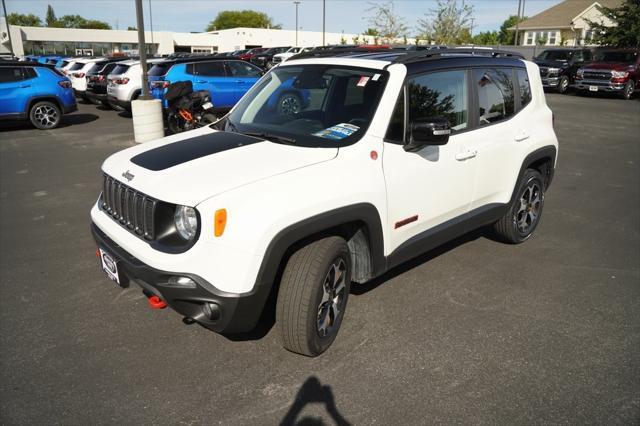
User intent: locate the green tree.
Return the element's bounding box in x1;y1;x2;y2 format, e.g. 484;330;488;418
84;19;111;30
498;15;527;45
365;1;408;43
52;14;111;29
127;26;137;31
472;30;500;45
7;13;42;27
586;0;640;47
205;10;280;31
364;28;379;36
45;4;57;27
417;0;474;45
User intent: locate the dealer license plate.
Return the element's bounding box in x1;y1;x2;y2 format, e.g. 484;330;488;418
589;86;598;92
99;248;120;285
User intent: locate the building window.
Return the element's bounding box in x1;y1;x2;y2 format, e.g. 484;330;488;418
584;30;594;43
526;32;534;45
549;31;557;45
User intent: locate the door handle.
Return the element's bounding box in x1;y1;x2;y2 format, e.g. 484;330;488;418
514;131;530;142
195;80;206;84
20;84;31;88
455;149;477;161
235;80;244;83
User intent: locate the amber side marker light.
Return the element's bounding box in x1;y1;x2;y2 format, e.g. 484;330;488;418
214;209;227;237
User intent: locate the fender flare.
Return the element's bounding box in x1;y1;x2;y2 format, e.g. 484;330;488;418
253;203;386;291
509;145;557;205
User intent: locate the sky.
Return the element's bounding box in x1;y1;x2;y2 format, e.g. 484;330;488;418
5;0;561;35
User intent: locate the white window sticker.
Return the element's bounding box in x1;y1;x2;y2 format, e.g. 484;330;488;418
372;73;381;81
313;123;360;140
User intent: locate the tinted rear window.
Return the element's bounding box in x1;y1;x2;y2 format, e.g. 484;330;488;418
68;62;85;71
111;64;130;75
87;61;107;74
148;63;171;76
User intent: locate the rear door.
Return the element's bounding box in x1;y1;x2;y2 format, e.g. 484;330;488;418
0;67;30;115
189;61;230;108
224;60;262;105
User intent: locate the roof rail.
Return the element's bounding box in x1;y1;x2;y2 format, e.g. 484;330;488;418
395;47;525;63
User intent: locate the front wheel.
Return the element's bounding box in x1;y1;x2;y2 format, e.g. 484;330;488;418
493;169;545;244
276;236;351;356
557;75;570;94
29;101;61;130
621;80;635;100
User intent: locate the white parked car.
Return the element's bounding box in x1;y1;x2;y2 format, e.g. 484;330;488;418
106;58;164;111
65;58;105;100
271;47;313;65
91;49;558;356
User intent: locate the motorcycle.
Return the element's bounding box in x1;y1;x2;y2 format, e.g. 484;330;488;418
164;81;218;134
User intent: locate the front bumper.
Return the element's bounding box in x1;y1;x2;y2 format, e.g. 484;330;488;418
91;223;271;334
541;76;560;88
574;79;626;92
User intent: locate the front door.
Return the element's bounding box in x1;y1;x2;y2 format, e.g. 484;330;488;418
0;67;28;115
382;69;478;253
224;60;262;105
191;61;233;108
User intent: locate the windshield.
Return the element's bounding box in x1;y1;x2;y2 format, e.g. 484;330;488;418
223;65;388;147
536;50;572;61
594;51;638;63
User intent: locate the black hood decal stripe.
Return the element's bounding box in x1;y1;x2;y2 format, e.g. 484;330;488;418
131;131;263;171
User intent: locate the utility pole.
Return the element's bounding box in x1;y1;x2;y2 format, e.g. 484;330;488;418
514;0;522;46
2;0;14;56
148;0;154;49
322;0;325;46
294;1;300;46
135;0;150;98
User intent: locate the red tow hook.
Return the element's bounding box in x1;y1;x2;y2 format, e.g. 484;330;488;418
147;295;167;309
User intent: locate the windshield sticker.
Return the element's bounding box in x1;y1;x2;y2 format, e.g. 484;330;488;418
357;76;370;87
313;123;360;140
372;73;381;81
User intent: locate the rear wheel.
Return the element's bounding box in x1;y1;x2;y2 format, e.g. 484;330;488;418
493;169;545;244
29;101;61;130
276;236;351;356
277;92;302;116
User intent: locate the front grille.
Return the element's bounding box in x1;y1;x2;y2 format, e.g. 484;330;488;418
101;175;157;240
539;67;548;77
583;70;612;80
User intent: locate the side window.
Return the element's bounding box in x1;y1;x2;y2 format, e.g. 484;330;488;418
475;68;515;125
517;69;532;108
0;67;24;83
23;67;38;79
226;61;262;78
194;61;226;77
385;88;405;142
408;69;468;133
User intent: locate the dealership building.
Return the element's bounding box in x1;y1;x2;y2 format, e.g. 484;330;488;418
1;21;386;57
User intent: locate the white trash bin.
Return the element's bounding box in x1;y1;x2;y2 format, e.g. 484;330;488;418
131;99;164;143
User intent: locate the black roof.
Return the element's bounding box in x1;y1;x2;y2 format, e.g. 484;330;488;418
0;60;56;68
291;47;525;64
156;55;244;66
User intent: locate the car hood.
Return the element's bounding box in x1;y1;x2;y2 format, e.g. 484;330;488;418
101;126;338;206
584;62;633;71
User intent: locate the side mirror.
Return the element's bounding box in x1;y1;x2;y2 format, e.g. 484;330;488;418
404;118;451;152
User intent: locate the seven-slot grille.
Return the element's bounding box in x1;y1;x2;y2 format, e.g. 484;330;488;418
101;175;156;240
583;70;612;80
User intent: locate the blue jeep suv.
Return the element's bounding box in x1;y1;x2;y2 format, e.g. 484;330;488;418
0;61;77;129
148;56;264;112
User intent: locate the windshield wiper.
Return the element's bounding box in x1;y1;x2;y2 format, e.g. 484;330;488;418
243;131;297;145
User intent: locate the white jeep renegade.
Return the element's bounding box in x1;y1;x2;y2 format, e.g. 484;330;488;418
91;49;558;356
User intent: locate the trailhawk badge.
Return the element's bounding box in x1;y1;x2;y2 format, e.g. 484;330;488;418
122;170;134;181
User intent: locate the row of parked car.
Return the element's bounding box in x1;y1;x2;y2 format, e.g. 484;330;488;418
532;47;639;100
2;45;637;131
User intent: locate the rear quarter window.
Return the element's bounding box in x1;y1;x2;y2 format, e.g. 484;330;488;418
517;68;532;108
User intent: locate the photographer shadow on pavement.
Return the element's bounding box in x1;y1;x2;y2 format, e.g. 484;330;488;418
280;376;350;426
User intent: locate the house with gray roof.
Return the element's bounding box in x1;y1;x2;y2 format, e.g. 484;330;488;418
511;0;621;47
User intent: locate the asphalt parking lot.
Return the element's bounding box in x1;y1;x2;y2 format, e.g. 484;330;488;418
1;94;639;425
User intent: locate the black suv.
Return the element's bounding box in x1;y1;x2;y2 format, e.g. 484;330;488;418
534;48;594;93
250;46;291;69
85;58;130;107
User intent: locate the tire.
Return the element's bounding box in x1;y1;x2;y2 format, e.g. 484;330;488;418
100;100;112;108
276;92;302;116
557;75;570;94
276;236;351;357
493;169;545;244
621;80;635;100
29;101;61;130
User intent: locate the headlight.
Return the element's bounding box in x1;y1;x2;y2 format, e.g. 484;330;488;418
576;69;584;78
174;205;198;240
547;67;560;74
612;70;629;78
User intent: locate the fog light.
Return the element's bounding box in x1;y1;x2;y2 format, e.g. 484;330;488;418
166;276;196;288
203;302;221;321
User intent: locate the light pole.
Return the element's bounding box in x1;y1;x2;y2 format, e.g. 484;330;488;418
322;0;325;46
135;0;150;98
514;0;522;45
2;0;14;56
294;1;300;46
